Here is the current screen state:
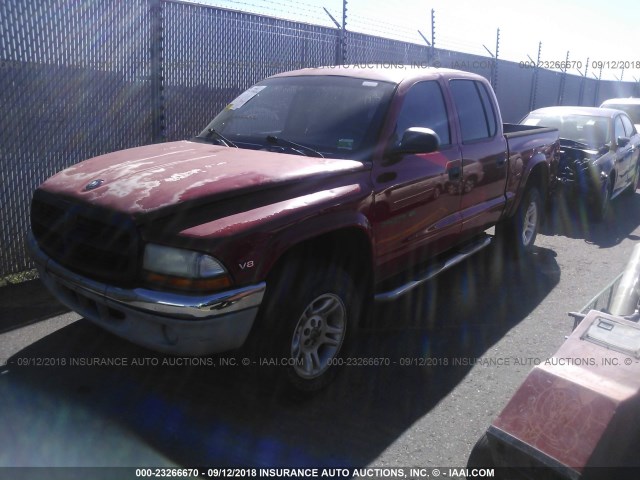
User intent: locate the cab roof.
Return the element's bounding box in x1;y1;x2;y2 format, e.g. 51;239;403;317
270;64;487;85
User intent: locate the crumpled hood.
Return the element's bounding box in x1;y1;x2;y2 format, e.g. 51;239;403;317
38;140;366;216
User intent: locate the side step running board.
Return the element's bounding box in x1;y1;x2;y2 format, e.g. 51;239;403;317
374;235;492;302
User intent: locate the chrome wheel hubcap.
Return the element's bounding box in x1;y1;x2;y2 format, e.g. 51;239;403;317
291;293;346;379
601;185;610;217
522;200;538;246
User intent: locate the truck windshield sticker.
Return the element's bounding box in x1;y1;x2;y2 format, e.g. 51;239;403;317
523;118;541;126
337;138;354;150
227;86;267;110
362;81;379;87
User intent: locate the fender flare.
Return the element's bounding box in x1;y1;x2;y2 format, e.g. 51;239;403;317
504;151;550;219
254;210;374;282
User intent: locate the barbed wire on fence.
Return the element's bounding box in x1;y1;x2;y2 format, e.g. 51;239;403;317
190;0;640;82
190;0;334;26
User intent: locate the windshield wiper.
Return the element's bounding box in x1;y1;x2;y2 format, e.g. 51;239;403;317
266;135;324;158
204;128;238;148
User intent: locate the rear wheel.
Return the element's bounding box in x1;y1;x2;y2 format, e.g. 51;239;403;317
497;185;541;254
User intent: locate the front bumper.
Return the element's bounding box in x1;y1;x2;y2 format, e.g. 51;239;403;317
556;159;607;201
27;232;266;355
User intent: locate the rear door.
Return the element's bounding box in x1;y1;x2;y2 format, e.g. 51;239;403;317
614;114;634;192
449;79;508;235
621;114;639;187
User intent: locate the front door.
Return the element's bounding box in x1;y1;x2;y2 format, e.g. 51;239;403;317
373;80;463;279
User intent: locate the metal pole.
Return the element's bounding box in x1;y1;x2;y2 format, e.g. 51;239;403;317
557;50;569;105
578;57;588;105
529;42;541;111
610;244;640;316
323;7;341;65
341;0;347;64
323;7;341;28
150;0;165;143
594;66;603;105
431;9;436;65
493;28;500;92
418;30;431;66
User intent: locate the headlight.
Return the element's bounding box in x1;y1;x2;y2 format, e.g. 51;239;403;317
143;244;225;277
143;244;231;292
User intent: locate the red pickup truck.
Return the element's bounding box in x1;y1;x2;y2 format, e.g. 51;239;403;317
28;66;559;391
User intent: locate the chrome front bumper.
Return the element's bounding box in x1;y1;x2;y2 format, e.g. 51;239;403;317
27;232;266;355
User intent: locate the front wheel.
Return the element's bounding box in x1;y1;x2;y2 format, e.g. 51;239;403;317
290;292;347;383
497;186;541;254
254;261;361;393
591;175;612;222
624;161;639;196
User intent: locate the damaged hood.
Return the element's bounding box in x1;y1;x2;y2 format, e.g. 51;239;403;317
38;140;366;216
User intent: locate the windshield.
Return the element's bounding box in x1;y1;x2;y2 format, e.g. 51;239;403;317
604;104;640;124
522;113;611;148
197;75;396;159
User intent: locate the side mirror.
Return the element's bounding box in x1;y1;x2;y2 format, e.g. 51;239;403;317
388;127;441;156
617;136;630;148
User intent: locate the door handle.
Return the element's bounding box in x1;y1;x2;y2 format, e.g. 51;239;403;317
448;166;461;181
496;155;507;167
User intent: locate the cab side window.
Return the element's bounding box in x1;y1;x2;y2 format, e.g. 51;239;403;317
477;82;497;137
450;80;498;143
396;81;451;145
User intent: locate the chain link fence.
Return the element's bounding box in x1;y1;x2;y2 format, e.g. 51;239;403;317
1;0;640;277
1;0;154;277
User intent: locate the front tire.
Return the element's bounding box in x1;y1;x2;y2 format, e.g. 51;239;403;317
591;175;612;222
624;161;639;196
254;261;361;393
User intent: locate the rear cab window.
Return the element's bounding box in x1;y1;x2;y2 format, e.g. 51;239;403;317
449;79;498;143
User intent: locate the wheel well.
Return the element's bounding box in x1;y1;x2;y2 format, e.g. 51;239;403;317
608;171;615;190
267;228;373;286
525;163;549;206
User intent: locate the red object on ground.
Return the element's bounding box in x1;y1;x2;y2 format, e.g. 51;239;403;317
487;310;640;478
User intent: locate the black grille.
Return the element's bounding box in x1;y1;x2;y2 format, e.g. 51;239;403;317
31;191;140;286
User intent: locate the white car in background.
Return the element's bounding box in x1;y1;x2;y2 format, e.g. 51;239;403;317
600;98;640;131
